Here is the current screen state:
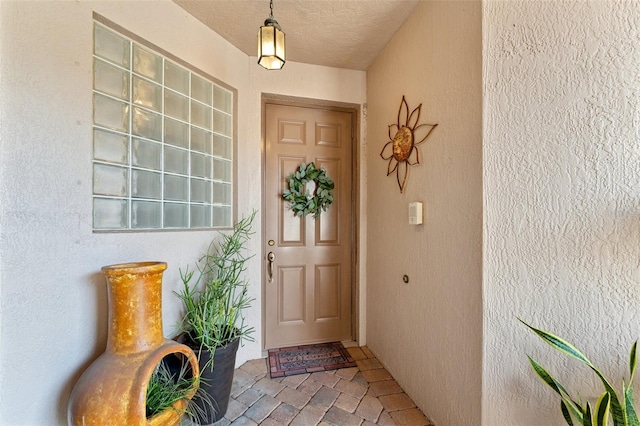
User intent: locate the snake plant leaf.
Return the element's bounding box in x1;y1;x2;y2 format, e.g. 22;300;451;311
582;402;597;426
630;341;638;385
583;403;594;426
519;319;594;367
594;392;610;426
562;401;576;426
521;319;627;425
624;382;640;426
527;356;584;422
591;373;624;425
527;356;563;394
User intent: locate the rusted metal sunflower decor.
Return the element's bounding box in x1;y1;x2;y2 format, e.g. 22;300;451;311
380;96;438;193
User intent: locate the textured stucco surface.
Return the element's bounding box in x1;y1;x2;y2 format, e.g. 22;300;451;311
0;1;366;423
483;1;640;424
366;2;483;425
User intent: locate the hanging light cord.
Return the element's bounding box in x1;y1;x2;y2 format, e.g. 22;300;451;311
269;0;274;18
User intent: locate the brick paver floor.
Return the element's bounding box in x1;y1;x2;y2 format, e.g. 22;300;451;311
200;343;433;426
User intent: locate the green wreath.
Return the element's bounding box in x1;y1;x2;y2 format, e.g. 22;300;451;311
282;162;335;218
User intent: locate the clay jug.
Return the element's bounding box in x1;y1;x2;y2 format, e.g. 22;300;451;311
68;261;199;426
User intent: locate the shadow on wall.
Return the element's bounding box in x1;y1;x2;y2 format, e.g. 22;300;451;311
56;272;108;422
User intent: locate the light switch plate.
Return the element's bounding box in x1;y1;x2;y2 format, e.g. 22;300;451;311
409;202;423;225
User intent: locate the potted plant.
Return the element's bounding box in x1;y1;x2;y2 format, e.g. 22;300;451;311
175;211;257;424
146;353;214;425
520;319;639;426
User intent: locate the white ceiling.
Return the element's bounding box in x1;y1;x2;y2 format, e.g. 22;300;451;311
173;0;421;70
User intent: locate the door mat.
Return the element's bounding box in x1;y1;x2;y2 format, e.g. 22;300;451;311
268;341;356;378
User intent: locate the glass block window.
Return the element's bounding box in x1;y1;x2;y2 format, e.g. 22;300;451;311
92;22;234;230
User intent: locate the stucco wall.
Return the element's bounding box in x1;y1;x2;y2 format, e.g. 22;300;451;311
483;1;640;424
0;1;365;424
366;2;482;425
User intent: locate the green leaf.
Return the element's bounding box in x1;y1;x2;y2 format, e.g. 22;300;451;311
282;161;334;218
527;356;584;421
630;341;638;385
519;319;594;367
526;356;559;393
625;382;640;426
561;401;575;426
594;377;624;425
521;319;626;425
594;392;610;426
584;403;593;426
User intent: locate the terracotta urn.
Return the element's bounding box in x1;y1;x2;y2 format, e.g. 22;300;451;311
68;261;199;426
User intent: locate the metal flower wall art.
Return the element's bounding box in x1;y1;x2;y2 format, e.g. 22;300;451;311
380;96;438;193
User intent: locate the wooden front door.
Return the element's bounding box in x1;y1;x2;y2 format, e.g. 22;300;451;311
263;102;354;349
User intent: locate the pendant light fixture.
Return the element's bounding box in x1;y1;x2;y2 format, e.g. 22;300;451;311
258;0;286;70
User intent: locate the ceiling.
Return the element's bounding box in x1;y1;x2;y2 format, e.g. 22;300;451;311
173;0;421;71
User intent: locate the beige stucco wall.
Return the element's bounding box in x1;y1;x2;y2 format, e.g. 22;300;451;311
0;1;365;423
483;1;640;424
366;1;483;425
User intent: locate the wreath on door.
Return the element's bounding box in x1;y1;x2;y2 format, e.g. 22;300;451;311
282;162;335;218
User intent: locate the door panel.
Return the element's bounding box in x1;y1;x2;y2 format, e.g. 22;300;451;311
315;264;341;320
316;158;341;245
264;103;353;349
279;266;305;322
279;156;306;245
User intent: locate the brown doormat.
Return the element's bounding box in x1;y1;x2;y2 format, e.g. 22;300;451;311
268;341;356;378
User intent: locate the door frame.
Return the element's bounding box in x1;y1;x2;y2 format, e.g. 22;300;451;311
260;93;361;351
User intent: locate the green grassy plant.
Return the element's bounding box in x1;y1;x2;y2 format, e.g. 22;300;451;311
520;319;639;426
175;211;256;370
146;355;214;420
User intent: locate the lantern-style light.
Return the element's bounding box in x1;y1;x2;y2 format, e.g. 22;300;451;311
258;0;285;70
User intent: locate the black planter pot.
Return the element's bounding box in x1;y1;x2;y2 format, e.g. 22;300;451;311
189;337;240;425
